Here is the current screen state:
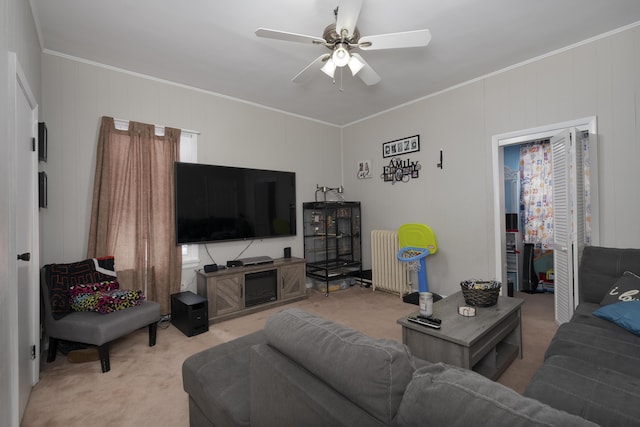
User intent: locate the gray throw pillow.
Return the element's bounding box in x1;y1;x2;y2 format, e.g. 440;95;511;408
600;271;640;306
393;363;596;427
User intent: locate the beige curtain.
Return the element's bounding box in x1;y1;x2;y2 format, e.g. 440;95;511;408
88;116;181;314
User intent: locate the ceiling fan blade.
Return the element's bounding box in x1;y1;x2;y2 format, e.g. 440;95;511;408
336;0;363;38
359;29;431;50
255;28;325;45
351;53;380;86
292;55;330;83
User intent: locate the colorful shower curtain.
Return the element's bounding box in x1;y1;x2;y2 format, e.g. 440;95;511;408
580;131;593;244
520;141;553;249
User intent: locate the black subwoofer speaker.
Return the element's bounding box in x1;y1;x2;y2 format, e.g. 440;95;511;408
171;291;209;337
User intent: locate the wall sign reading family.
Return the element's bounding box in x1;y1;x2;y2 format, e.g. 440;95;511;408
381;157;421;184
382;135;420;158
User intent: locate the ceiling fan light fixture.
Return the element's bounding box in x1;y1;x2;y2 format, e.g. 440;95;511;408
332;43;350;67
347;55;364;76
257;2;431;87
321;58;337;78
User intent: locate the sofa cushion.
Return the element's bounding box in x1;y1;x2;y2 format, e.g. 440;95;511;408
45;299;160;345
264;308;415;425
599;271;640;306
394;363;595;427
544;321;640;376
525;355;640;427
593;300;640;336
570;302;627;332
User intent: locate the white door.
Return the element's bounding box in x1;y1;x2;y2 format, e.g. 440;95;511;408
551;128;588;324
13;55;40;421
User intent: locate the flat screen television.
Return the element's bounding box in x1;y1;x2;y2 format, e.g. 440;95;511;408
174;162;296;244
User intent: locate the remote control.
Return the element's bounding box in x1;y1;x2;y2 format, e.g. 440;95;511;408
407;315;442;329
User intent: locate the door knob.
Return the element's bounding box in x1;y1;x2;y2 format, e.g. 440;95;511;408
17;252;31;261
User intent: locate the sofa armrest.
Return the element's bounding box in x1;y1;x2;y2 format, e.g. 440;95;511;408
182;330;267;427
395;363;596;427
250;343;384;427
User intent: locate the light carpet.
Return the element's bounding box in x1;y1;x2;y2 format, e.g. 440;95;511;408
21;286;555;426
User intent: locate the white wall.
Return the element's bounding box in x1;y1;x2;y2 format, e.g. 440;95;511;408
7;0;40;100
343;24;640;296
36;16;640;300
40;53;341;291
343;82;488;294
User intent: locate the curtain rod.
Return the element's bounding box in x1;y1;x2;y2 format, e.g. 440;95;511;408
113;117;200;135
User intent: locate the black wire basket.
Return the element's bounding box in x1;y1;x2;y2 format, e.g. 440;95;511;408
460;280;501;307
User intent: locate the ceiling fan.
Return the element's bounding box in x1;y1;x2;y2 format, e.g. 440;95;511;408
255;0;431;86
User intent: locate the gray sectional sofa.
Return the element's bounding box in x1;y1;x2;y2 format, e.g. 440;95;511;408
183;310;592;426
182;245;639;427
524;245;640;427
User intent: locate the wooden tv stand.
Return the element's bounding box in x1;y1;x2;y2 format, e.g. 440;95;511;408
196;257;307;323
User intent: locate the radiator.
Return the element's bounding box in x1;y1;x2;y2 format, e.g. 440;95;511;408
371;230;410;297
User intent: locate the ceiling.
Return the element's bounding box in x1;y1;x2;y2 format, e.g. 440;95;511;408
30;0;640;126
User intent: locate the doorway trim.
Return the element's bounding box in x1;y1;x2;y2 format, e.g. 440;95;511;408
491;117;598;307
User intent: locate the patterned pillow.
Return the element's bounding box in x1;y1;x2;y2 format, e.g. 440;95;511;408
71;288;144;314
68;281;119;300
69;281;120;312
600;271;640;306
68;279;144;314
71;293;101;312
94;289;145;314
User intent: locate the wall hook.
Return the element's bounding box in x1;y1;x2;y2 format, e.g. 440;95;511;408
437;149;443;169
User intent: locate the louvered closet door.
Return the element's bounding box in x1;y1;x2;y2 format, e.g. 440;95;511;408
551;130;572;324
551;128;587;324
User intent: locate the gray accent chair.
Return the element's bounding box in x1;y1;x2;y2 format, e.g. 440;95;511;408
40;265;161;372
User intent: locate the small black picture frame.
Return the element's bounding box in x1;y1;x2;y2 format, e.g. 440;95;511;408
38;122;47;162
382;135;420;158
38;171;47;208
